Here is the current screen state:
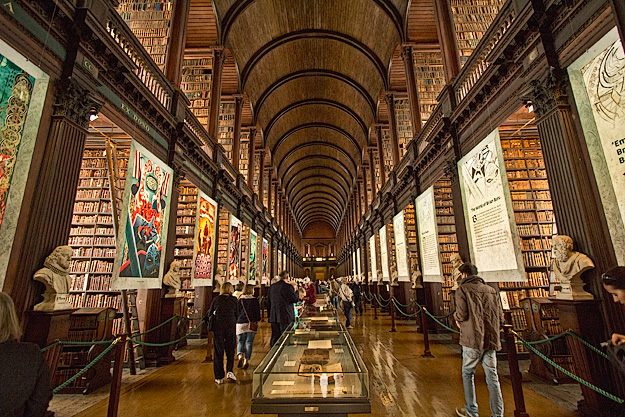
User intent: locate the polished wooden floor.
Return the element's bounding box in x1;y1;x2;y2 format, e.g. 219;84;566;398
75;310;578;417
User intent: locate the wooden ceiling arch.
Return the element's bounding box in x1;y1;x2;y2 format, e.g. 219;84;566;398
212;0;410;230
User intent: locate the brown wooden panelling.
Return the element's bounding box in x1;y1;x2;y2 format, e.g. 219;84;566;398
186;0;218;48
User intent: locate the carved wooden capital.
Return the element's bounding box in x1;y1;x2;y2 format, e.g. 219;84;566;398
53;80;103;128
443;159;458;183
522;68;569;119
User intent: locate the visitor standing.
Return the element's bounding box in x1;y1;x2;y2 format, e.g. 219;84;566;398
329;278;340;309
351;275;363;316
303;277;317;305
454;263;504;417
0;292;52;417
338;278;354;329
267;271;299;346
236;284;261;370
602;267;625;345
206;282;238;384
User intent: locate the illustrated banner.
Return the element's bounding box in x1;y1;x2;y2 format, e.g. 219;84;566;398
228;215;242;282
113;141;173;289
393;212;410;282
262;238;268;284
569;28;625;265
356;247;362;279
191;191;218;287
369;235;377;281
379;226;389;281
249;229;257;284
416;186;443;281
458;129;524;282
278;249;283;272
352;251;357;278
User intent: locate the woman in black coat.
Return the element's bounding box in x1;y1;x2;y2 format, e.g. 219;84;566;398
206;282;238;384
0;292;52;416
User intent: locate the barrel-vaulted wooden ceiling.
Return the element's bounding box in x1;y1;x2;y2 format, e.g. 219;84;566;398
187;0;439;235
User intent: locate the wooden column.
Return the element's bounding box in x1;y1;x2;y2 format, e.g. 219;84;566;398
164;0;190;87
608;0;625;46
207;48;225;139
247;127;257;190
384;93;400;167
368;148;377;199
375;125;387;186
7;80;102;318
267;175;273;215
258;150;266;207
231;96;243;171
433;0;461;83
401;45;422;135
362;165;370;207
357;178;363;217
274;181;279;220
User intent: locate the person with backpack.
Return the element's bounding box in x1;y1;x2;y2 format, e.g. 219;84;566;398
206;282;238;384
338;278;354;329
236;284;261;370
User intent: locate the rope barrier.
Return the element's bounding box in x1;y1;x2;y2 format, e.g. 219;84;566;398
433;309;456;320
512;330;624;404
41;339;115;352
128;319;204;347
391;298;421;317
52;338;120;394
391;297;417;308
377;294;391;303
423;308;460;334
374;294;391;308
135;314;181;337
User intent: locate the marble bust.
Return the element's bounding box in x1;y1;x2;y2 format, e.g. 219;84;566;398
213;268;225;293
450;253;464;291
33;245;74;311
390;264;399;286
411;263;423;289
551;235;595;300
163;260;181;297
377;269;384;285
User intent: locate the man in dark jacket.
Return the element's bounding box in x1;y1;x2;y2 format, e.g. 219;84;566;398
351;275;363;316
267;270;299;346
454;263;504;417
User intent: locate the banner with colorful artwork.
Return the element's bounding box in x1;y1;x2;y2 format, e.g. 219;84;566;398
228;215;242;282
191;191;218;287
0;40;49;287
262;238;268;284
369;235;377;281
278;249;283;272
113;141;173;289
379;226;389;281
249;229;257;284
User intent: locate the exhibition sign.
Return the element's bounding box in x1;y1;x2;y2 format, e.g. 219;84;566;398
113;140;173;289
369;235;377;281
356;247;362;279
352;251;357;278
278;249;282;272
262;238;268;284
393;212;410;282
569;27;625;265
379;226;390;281
458;129;524;282
191;191;218;286
415;186;443;281
228;215;242;282
249;229;257;284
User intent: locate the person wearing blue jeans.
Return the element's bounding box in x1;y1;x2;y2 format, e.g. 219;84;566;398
236;285;261;369
338;278;354;329
454;263;504;417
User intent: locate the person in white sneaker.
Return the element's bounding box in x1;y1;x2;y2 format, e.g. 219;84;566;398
454;263;504;417
338;278;354;328
206;282;238;384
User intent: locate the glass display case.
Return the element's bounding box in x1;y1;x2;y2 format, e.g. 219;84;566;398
252;326;370;416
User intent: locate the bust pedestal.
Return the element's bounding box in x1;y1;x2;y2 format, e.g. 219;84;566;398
145;296;186;366
394;281;415;319
378;284;390;313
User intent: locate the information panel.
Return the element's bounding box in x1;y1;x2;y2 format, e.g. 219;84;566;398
191;191;218;286
262;238;268;284
228;215;242;282
249;229;257;284
113;140;173;290
393;212;410;282
569;27;625;265
278;249;282;272
369;235;377;281
379;226;390;281
356;247;362;279
415;186;443;281
458;129;524;282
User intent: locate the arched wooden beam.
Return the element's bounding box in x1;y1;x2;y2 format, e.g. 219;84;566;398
291;185;346;211
240;30;388;90
294;195;343;219
255;69;376;121
280;155;354;189
219;0;405;49
298;208;341;228
264;98;368;142
288;175;349;204
301;217;338;231
271;123;362;158
284;166;351;198
276;142;358;178
294;199;342;225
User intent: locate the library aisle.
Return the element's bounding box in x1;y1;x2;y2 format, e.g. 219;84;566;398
69;312;577;417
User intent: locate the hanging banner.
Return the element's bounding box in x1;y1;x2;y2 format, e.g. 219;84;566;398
249;229;257;284
352;251;357;279
569;27;625;265
228;215;242;282
416;186;443;281
191;191;218;286
379;226;390;281
278;249;283;272
113;141;173;289
393;212;410;282
369;235;377;281
458;129;524;282
262;238;269;284
356;247;362;279
283;251;287;272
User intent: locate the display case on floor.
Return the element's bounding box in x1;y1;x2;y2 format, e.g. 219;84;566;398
252;326;370;416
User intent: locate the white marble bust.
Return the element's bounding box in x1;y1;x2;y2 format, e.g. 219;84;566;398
377;269;384;285
390;264;399;286
411;263;423;289
551;235;595;300
33;245;74;311
163;260;182;297
450;253;464;291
